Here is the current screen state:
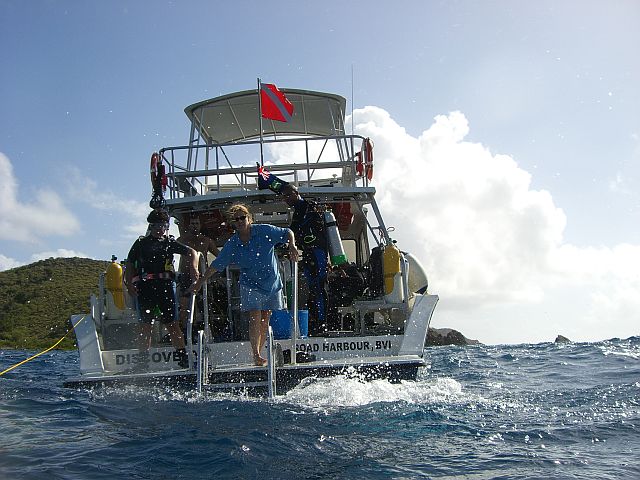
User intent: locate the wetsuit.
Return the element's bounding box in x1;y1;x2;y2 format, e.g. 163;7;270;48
127;235;190;324
290;198;329;334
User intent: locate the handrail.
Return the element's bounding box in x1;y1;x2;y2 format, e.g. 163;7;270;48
196;330;205;394
186;293;196;370
158;133;370;200
198;255;210;380
290;259;298;366
165;160;349;179
199;255;209;344
160;133;365;152
267;326;276;398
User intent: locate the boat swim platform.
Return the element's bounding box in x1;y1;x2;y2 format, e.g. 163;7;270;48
63;354;425;395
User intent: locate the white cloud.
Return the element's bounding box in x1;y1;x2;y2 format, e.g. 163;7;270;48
346;106;639;343
263;106;639;343
0;254;22;271
352;107;566;307
64;166;148;216
608;172;631;195
63;166;149;242
0;152;80;243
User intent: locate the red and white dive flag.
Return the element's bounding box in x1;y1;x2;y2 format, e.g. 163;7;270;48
260;83;294;122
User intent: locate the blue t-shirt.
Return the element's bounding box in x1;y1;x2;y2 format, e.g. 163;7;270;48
211;224;290;295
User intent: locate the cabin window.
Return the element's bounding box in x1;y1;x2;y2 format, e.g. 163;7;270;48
342;239;357;263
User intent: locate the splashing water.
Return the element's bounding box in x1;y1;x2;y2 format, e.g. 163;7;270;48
1;338;638;479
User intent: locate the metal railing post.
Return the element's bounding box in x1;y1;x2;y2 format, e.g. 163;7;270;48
267;326;276;398
197;330;204;394
291;259;298;365
200;256;210;343
186;294;196;370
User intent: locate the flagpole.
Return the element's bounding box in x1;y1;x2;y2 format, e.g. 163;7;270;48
257;77;264;166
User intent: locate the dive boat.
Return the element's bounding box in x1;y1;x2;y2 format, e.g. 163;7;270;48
64;86;439;396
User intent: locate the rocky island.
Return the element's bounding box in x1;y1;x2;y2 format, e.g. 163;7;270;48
426;327;480;346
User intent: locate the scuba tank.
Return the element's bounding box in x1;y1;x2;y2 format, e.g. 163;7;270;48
383;242;404;303
323;210;347;266
105;255;125;310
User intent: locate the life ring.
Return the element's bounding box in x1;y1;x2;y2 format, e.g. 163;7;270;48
149;152;167;209
356;138;374;181
150;152;159;186
150;152;167;192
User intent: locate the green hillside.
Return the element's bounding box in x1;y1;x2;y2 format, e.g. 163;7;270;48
0;257;109;350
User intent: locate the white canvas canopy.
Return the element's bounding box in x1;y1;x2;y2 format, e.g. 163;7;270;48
184;89;347;144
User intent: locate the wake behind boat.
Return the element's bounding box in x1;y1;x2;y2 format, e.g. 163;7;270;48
64;86;439;396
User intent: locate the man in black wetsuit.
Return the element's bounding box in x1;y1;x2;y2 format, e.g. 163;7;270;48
124;210;199;368
281;184;330;335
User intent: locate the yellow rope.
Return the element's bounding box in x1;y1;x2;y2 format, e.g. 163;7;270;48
0;315;86;377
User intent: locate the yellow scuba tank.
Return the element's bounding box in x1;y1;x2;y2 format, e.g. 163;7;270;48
383;242;404;303
324;210;347;265
105;255;125;310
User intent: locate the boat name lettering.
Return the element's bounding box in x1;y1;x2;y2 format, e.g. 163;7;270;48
115;351;181;365
296;340;392;353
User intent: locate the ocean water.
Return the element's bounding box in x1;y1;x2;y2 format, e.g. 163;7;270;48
1;338;638;480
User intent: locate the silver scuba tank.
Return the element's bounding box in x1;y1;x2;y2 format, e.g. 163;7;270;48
324;210;347;265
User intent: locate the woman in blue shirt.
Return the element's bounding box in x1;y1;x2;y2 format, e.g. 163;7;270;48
190;203;298;366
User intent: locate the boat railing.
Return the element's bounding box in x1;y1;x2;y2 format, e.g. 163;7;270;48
158;134;370;200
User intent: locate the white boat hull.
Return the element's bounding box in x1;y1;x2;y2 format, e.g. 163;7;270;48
65;295;438;395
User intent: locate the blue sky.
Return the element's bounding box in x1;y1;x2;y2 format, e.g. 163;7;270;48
1;0;639;344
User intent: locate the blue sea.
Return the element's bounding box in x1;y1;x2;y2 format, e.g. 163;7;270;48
1;338;639;479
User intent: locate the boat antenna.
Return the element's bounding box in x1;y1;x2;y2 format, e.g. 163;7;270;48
351;64;355;135
257;77;265;166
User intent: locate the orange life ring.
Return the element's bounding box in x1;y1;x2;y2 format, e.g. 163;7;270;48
149;152;168;209
150;152;167;191
356;138;374;180
150;152;159;186
362;138;373;181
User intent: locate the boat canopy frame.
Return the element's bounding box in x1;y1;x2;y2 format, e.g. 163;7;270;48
166;88;371;194
156;87;393;247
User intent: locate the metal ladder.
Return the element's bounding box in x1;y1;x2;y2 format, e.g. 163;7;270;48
188;255;301;399
194;326;278;398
